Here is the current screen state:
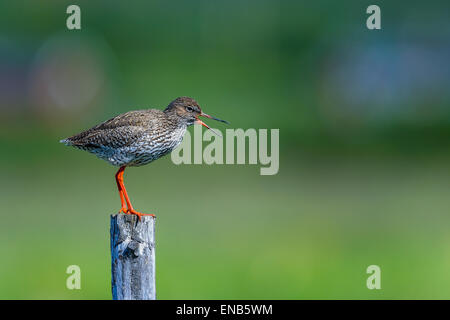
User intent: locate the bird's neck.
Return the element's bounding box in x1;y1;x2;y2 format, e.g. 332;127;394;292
164;110;189;129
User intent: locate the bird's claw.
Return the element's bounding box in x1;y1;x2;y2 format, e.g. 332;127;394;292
118;207;128;214
119;207;155;221
131;210;156;221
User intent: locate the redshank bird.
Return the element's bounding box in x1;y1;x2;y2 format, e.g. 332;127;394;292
60;97;228;219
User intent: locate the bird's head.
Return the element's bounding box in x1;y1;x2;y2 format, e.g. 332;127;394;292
164;97;228;135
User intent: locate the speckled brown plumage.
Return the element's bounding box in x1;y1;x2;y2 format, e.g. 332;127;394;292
60;97;228;219
61;97;202;167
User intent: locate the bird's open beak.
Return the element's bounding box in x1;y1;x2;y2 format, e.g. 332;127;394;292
200;113;229;124
196;112;229;137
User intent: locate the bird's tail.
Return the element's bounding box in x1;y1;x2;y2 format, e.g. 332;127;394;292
59;138;72;146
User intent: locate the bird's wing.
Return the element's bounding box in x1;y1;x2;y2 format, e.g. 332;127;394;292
63;110;157;149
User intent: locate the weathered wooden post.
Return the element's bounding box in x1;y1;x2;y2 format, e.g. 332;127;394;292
110;214;156;300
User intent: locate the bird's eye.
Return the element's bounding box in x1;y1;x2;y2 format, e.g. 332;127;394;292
186;106;194;112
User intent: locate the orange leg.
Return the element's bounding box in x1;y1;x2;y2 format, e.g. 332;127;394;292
115;166;155;220
115;167;128;214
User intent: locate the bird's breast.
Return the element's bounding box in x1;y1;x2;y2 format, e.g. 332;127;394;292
125;125;187;166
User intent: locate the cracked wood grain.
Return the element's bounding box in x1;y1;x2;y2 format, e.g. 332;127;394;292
110;214;156;300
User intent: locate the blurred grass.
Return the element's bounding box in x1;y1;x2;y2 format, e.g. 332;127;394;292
1;140;450;299
1;0;450;299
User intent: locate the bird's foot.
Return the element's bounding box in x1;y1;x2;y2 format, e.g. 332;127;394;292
127;208;156;221
118;207;128;214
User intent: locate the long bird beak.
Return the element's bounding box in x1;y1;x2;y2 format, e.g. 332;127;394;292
196;112;229;137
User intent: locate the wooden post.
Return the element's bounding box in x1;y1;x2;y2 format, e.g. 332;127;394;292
110;214;156;300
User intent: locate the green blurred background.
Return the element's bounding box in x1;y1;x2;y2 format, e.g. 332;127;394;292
1;0;450;299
